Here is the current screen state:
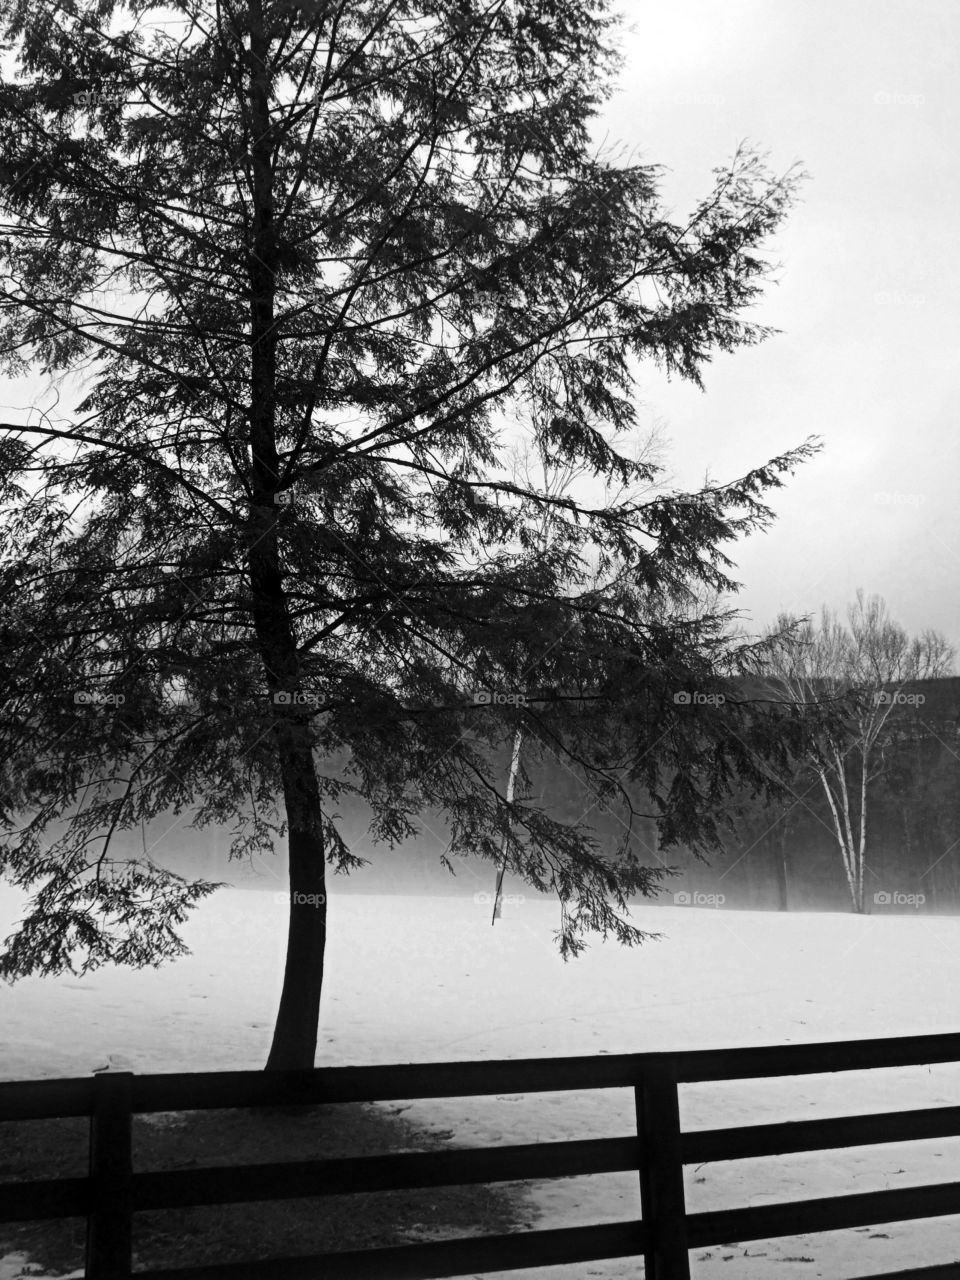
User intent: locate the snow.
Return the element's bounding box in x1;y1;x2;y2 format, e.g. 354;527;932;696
3;883;960;1278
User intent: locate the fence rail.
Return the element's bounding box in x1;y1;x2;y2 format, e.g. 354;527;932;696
2;1031;960;1279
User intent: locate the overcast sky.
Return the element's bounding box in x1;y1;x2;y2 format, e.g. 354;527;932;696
600;0;959;644
1;2;956;647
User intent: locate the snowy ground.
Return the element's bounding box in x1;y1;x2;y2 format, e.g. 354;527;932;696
3;882;960;1278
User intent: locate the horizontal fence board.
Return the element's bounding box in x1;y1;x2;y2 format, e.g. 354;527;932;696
675;1032;960;1083
0;1077;95;1121
0;1175;90;1222
130;1057;645;1110
133;1219;648;1280
683;1105;960;1164
4;1034;960;1118
686;1180;960;1248
133;1135;642;1210
127;1033;960;1112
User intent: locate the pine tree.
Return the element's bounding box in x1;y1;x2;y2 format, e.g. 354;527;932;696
1;0;815;1068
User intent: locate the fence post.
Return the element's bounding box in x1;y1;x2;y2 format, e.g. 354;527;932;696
636;1061;690;1280
86;1071;134;1279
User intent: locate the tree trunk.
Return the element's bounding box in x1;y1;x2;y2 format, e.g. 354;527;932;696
818;766;861;912
265;741;328;1070
857;746;869;914
833;746;862;911
493;725;524;923
243;0;328;1071
775;811;790;912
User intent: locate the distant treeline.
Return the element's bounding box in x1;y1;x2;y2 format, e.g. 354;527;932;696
72;677;960;913
513;674;960;914
708;675;960;913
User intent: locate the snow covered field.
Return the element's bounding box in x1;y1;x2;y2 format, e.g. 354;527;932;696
3;882;960;1278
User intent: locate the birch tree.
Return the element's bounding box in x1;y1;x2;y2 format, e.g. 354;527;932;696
763;593;954;912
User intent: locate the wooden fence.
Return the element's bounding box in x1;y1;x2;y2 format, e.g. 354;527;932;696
3;1031;960;1279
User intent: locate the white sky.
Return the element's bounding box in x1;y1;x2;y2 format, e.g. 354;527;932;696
1;1;957;644
602;0;960;643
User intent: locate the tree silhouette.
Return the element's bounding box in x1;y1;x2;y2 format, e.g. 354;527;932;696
1;0;815;1068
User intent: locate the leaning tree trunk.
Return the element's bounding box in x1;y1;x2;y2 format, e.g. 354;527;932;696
492;725;524;923
835;746;865;913
819;764;862;913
